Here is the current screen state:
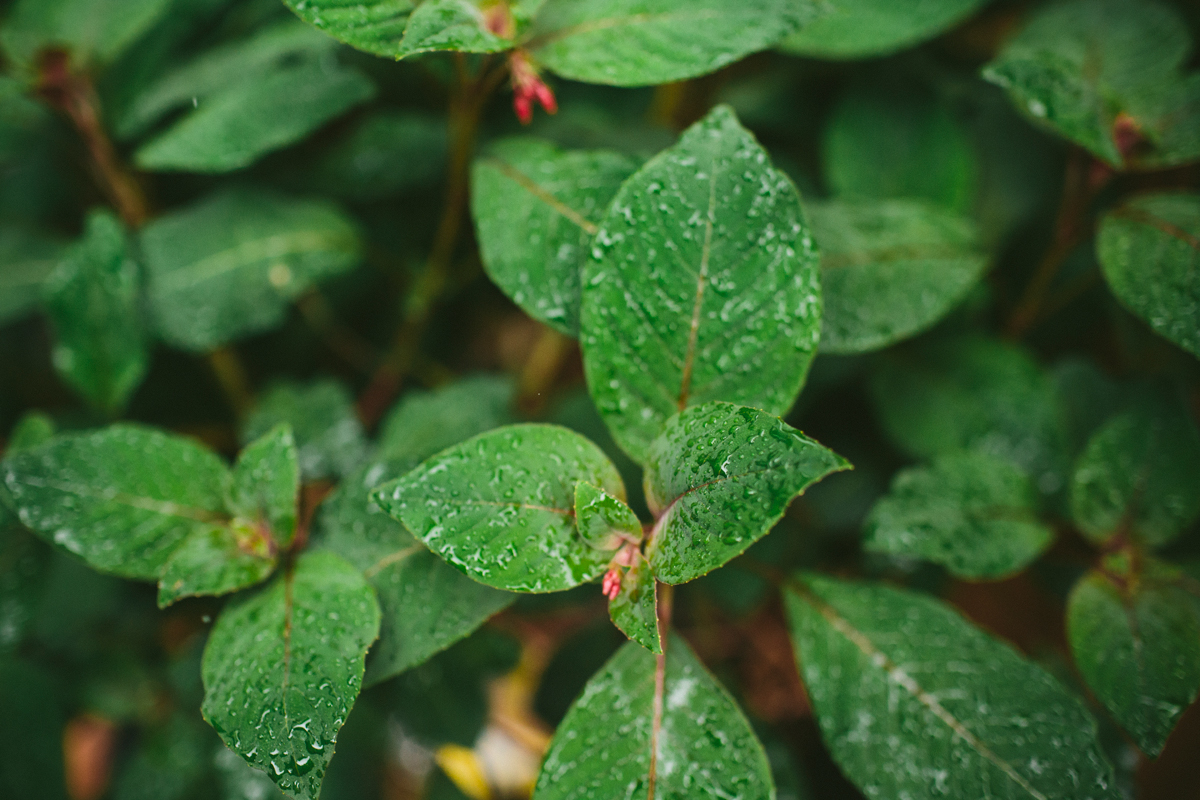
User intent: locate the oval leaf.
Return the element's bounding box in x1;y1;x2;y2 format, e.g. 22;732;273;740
282;0;413;58
575;481;641;550
778;0;988;59
228;423;301;549
608;552;660;653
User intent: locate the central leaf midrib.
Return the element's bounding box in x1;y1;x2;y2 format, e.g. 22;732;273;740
486;157;598;234
677;154;719;409
18;475;228;525
155;230;350;292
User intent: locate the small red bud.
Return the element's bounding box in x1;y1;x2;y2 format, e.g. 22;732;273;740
602;567;622;601
509;50;556;125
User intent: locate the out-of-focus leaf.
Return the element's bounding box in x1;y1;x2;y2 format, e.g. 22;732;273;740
1;0;173;68
810;199;987;354
1069;394;1200;548
282;0;414;58
983;0;1200;168
377;374;514;464
135;60;375;173
471;138;638;335
373;425;622;593
0;659;67;800
142;190;362;351
112;713;210;800
1096;193;1199;358
864;451;1053;580
581;105;821;463
529;0;819;87
0;228;63;324
1068;561;1200;756
304;111;448;201
43;209;147;413
201;551;381;800
243;379;368;481
644;402;847;584
778;0;987;59
533;635;774;799
607;551;659;653
785;574;1119;800
0;526;51;653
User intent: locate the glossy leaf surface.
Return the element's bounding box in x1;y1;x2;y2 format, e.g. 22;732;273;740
644;403;848;584
228;424;301;549
373;424;623;592
142;190;362;352
575;481;641;550
533;635;773;800
471;138;638;335
157;524;276;608
1096;193;1200;358
395;0;514;58
43;209;147;413
608;552;659;653
864;451;1052;580
786;574;1119;800
201;551;381;800
283;0;414;58
581;105;821;462
778;0;987;59
811;199;987;354
244;380;368;482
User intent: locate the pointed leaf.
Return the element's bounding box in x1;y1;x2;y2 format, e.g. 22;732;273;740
229;424;301;550
0;228;62;324
395;0;514;58
201;551;381;800
811;199;987;354
529;0;818;87
575;481;641;550
645;402;848;584
785;574;1119;800
142;191;363;352
135;61;376;173
864;452;1053;580
1069;394;1200;548
316;457;513;685
608;552;659;653
373;424;623;593
157;524;276;608
377;374;515;464
581;105;821;462
471;138;639;335
283;0;414;58
43;209;147;413
778;0;988;59
1097;192;1200;358
533;635;773;799
1;425;230;580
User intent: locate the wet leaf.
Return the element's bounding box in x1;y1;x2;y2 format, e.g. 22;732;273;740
283;0;414;58
581;105;821;462
983;0;1200;168
471;138;639;335
608;551;659;653
0;227;62;324
530;0;818;87
778;0;987;59
228;424;301;550
786;574;1119;800
43;209;148;413
1;425;230;581
1069;394;1200;548
135;60;376;173
864;451;1053;580
1096;192;1200;358
810;199;987;354
201;550;381;800
395;0;515;58
373;424;623;593
142;190;362;352
644;402;848;584
533;634;773;799
156;524;276;608
1068;562;1200;756
377;374;515;464
575;481;641;550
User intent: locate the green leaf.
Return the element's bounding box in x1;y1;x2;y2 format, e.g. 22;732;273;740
303;111;448;201
529;0;818;87
282;0;414;58
395;0;514;58
983;0;1200;168
117;19;339;139
373;424;622;593
0;526;51;653
870;336;1069;494
43;209;147;414
6;412;55;454
1069;394;1200;548
156;524;276;608
377;374;514;464
821;82;977;213
533;635;774;799
0;228;62;324
228;424;301;549
785;574;1119;800
0;659;67;800
864;451;1053;580
112;713;210;800
1;0;172;68
778;0;987;59
1;424;230;580
471;138;639;335
243;380;368;481
644;403;848;584
1068;562;1200;756
134;61;376;173
608;551;659;653
581;105;821;462
315;457;513;685
201;550;381;800
810;199;987;354
1096;192;1200;358
215;745;286;800
574;481;641;549
142;190;363;352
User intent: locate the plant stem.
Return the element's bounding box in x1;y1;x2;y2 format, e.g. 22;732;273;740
647;582;674;800
295;289;378;373
517;326;574;414
206;347;254;420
